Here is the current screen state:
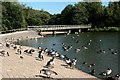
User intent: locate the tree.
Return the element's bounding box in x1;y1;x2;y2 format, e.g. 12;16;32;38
61;4;74;24
2;2;27;30
84;2;103;27
71;3;89;24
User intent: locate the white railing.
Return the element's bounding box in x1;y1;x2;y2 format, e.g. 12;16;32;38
28;25;91;31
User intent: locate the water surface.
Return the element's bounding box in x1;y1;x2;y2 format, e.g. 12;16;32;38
16;32;119;78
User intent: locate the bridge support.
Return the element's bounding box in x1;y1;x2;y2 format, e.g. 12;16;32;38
79;29;81;33
52;31;55;35
81;28;88;32
68;30;71;33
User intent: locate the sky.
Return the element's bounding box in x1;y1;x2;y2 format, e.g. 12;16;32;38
19;1;110;14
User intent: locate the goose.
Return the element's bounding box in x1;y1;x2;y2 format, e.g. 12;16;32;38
40;69;58;78
75;48;81;53
115;74;120;77
19;45;22;49
87;42;91;45
65;58;77;69
20;56;23;59
45;57;55;68
115;74;120;80
102;50;106;53
108;48;114;51
68;45;72;50
44;48;48;53
6;52;9;56
62;42;65;46
53;44;56;46
112;52;117;55
83;62;87;65
65;58;71;64
76;40;79;43
101;68;112;76
60;55;66;60
6;42;10;48
0;50;9;56
72;58;77;66
84;46;88;50
38;46;42;50
38;50;44;60
0;43;4;47
88;64;95;68
62;46;68;51
13;45;17;50
89;40;92;42
90;69;95;75
55;52;60;58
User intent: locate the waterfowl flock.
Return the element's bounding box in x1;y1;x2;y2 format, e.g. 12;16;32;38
0;33;119;79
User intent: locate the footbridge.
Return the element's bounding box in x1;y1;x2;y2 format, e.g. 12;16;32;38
28;24;91;35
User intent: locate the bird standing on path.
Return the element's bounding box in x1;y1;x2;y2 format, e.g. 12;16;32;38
40;69;58;78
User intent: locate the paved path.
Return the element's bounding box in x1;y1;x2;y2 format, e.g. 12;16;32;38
0;45;99;79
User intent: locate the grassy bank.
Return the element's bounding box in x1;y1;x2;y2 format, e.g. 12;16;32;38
89;27;120;32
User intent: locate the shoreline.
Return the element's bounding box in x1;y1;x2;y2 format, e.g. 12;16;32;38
0;31;99;79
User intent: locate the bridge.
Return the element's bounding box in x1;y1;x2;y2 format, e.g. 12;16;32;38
28;25;91;35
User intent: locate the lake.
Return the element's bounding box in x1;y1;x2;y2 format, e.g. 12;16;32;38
15;32;120;78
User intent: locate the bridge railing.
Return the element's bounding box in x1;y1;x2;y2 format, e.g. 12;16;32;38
28;24;91;29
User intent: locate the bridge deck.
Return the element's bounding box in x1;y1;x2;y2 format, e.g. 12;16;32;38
28;25;91;31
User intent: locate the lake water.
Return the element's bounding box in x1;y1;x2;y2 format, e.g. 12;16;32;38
16;32;120;78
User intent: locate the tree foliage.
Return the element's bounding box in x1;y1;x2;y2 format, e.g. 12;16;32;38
2;2;27;31
2;1;120;31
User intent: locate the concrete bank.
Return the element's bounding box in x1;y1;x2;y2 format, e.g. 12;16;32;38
0;31;99;79
0;31;41;42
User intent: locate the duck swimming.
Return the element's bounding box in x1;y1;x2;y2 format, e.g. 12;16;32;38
101;68;112;76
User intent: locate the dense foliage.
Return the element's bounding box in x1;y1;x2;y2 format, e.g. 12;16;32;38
2;2;120;31
2;2;51;31
49;2;120;28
